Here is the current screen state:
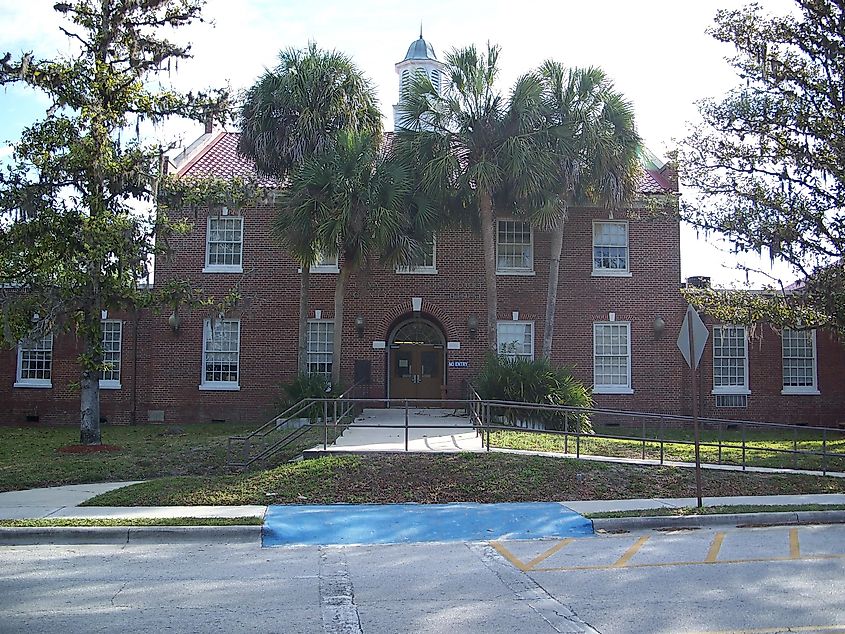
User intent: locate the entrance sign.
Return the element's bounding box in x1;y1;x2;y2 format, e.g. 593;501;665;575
677;304;708;369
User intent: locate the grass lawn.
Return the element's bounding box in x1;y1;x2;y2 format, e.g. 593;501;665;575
0;422;332;492
586;504;845;518
82;453;845;507
491;425;845;472
0;517;263;527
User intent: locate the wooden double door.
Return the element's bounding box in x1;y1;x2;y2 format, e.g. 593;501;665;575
390;343;443;402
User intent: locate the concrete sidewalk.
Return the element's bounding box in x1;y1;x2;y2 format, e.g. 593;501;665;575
2;482;845;521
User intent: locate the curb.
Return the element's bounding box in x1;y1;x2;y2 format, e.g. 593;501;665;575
591;510;845;532
0;525;263;546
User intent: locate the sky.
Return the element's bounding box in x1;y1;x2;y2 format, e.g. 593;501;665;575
0;0;798;287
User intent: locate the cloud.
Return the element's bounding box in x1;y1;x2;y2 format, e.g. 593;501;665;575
0;145;11;159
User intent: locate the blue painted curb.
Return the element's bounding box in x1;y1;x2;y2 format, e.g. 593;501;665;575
262;502;594;547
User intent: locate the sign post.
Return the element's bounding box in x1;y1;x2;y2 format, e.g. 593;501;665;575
677;304;709;509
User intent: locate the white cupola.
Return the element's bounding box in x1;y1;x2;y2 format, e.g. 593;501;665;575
393;30;447;131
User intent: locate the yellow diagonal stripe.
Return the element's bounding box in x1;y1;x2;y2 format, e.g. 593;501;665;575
523;539;574;571
706;532;726;563
612;535;649;568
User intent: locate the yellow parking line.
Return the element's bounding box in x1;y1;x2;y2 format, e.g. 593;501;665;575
696;625;845;633
490;541;529;571
523;539;574;571
532;552;845;573
612;535;649;568
790;527;801;559
706;532;725;563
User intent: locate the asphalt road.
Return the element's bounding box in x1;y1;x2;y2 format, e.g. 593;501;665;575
2;524;845;634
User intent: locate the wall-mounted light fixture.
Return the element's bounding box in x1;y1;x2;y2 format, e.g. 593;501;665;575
653;316;666;338
168;312;181;333
467;315;479;339
354;315;365;337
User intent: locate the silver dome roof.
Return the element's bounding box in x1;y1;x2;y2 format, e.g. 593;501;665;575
404;35;437;61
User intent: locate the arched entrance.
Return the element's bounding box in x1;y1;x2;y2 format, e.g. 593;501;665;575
388;317;445;402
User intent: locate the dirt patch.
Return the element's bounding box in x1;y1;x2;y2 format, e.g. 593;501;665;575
57;444;122;454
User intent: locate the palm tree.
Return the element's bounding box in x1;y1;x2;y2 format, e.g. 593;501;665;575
537;63;641;359
281;130;415;386
396;44;556;352
239;43;381;373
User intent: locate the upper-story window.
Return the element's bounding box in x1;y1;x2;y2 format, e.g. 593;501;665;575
397;235;436;274
592;220;630;276
204;215;243;273
593;322;633;394
496;220;533;274
782;329;819;394
496;321;534;360
15;334;53;388
200;318;240;390
99;320;122;389
712;326;749;394
311;250;339;273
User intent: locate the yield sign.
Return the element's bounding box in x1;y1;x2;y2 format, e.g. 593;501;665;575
677;304;709;369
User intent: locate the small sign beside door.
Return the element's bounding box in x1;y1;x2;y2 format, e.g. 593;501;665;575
448;361;469;368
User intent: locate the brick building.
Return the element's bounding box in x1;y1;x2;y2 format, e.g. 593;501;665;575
2;35;844;428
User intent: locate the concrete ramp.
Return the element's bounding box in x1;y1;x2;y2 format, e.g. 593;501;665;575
262;502;593;546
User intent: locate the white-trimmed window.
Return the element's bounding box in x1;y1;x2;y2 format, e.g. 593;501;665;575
712;326;749;395
593;220;630;276
203;216;243;273
200;319;240;390
15;334;53;388
593;322;633;393
496;220;533;274
99;321;122;389
397;235;437;274
307;320;334;377
496;321;534;360
782;329;819;394
311;251;339;273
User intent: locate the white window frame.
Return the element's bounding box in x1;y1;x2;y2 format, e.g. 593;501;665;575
496;321;534;360
592;220;631;277
712;325;750;395
14;334;53;388
99;320;122;390
592;322;633;394
496;219;534;275
306;319;334;377
203;215;244;273
199;318;241;391
396;235;437;274
781;328;820;395
310;250;339;274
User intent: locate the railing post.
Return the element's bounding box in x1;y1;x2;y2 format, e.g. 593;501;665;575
641;417;646;460
823;428;828;476
718;423;722;465
742;422;747;471
564;415;569;454
576;414;581;459
323;400;329;451
334;399;338;427
404;399;409;452
659;416;664;465
793;426;798;469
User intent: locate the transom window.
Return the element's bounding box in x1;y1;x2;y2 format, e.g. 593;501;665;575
307;320;334;377
782;329;818;394
99;321;122;388
496;322;534;360
205;216;243;272
15;334;53;388
201;319;240;389
713;326;749;393
593;221;629;275
496;220;533;273
593;322;632;393
397;235;436;274
311;250;339;273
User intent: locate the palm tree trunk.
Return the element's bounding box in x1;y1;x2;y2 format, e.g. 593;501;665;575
479;191;498;353
331;266;350;387
298;265;310;373
543;224;564;359
79;319;102;445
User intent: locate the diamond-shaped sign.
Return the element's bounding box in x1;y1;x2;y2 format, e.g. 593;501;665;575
677;304;709;369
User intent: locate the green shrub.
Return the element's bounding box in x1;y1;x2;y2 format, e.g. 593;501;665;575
278;373;338;423
475;355;593;433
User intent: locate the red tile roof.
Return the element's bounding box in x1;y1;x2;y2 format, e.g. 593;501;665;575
176;131;676;195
